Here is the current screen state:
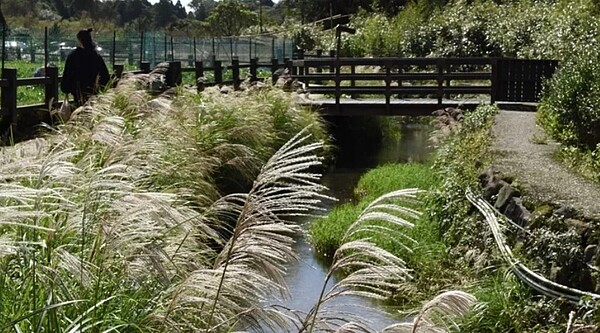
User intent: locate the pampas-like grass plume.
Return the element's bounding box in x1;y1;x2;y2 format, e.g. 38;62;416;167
382;290;477;333
299;189;422;333
154;128;333;332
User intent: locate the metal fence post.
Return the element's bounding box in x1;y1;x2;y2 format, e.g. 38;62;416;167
111;31;116;68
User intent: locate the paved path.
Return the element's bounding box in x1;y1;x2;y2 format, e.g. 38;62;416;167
490;110;600;219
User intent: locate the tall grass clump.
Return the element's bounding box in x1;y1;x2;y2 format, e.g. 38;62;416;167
0;69;480;332
310;163;437;257
0;70;331;332
538;49;600;150
537;45;600;184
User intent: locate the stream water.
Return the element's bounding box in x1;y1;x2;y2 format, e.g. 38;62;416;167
274;120;433;331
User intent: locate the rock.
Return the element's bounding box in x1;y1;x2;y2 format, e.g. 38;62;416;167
432;108;446;117
504;197;531;227
584;245;597;263
494;184;521;211
196;77;206;91
553;206;576;219
220;85;232;94
478;169;493;187
483;180;509;201
272;67;286;82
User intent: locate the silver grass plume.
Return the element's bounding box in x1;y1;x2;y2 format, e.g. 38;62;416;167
301;189;422;333
382;290;477;333
156;128;332;332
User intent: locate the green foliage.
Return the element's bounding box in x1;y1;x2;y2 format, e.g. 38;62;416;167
427;104;497;237
538;48;600;150
310;163;437;257
457;271;568;333
331;0;600;60
208;0;258;36
554;145;600;184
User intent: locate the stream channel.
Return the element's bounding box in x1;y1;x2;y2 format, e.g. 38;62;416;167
269;119;433;331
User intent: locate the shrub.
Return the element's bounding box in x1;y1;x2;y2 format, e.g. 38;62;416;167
538;48;600;150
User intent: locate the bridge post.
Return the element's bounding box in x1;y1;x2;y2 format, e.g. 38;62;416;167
232;57;241;90
329;50;336;73
491;58;499;103
316;50;323;85
44;66;59;108
385;62;391;115
250;58;258;82
140;61;151;73
166;61;182;87
445;64;451;100
350;64;356;99
335;57;341;114
397;66;403;99
1;68;18;129
271;58;279;85
436;59;445;105
214;60;223;85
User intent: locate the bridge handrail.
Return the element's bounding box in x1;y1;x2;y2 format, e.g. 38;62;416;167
291;57;559;109
293;56;494;67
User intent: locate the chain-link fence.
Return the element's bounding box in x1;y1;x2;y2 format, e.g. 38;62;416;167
2;29;295;68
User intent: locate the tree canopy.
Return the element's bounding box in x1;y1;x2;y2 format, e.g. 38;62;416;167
0;0;446;34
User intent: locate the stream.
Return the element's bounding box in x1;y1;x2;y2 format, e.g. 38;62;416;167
276;120;433;331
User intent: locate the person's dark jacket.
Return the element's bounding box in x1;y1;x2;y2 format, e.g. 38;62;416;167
60;47;109;105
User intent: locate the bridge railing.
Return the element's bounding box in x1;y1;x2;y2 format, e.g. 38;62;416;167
291;57;558;107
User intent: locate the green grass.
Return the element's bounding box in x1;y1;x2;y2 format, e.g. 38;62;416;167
310;163;438;257
553;145;600;185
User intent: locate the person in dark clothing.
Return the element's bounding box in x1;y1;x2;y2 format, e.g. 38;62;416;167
60;28;110;105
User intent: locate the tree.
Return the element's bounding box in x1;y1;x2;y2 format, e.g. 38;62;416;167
154;0;180;28
207;0;257;37
70;0;96;17
174;0;188;19
189;0;217;20
116;0;152;26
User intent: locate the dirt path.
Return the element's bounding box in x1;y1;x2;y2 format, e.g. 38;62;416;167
490;110;600;219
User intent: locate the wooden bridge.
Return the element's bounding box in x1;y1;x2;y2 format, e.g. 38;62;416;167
291;57;558;116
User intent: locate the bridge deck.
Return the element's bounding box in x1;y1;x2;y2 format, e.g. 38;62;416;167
296;97;536;116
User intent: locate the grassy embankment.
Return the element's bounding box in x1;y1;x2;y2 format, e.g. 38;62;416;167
310;104;597;331
0;74;334;331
